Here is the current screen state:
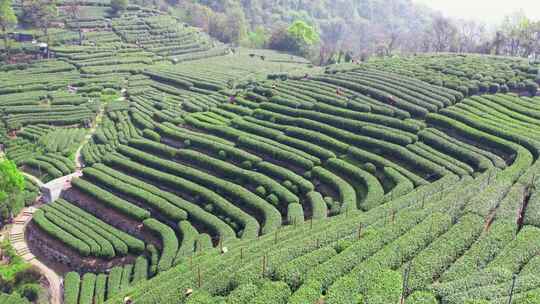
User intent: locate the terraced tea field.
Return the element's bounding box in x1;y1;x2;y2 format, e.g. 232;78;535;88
2;4;540;304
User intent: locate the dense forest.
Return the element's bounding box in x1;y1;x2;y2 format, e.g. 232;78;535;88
169;0;540;63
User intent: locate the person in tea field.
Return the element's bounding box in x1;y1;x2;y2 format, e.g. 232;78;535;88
229;93;237;105
388;95;397;106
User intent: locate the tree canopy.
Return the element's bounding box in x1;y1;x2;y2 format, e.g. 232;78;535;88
0;160;25;223
0;0;17;57
21;0;58;45
0;0;17;31
287;20;319;46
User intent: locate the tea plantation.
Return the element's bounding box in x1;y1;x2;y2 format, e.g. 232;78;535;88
2;3;540;304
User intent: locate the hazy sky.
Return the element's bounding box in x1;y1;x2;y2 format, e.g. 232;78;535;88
414;0;540;24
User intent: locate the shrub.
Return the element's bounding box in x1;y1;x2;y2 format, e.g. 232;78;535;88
94;274;107;304
407;291;437;304
17;283;40;302
63;272;81;304
250;280;291;304
106;267;123;299
525;80;539;96
71;178;151;221
226;283;258;303
78;273;96;304
143;129;161;142
143;219;179;273
311;166;356;213
83;167;188;222
33;210;91;256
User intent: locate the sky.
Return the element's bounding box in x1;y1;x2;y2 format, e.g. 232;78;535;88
414;0;540;25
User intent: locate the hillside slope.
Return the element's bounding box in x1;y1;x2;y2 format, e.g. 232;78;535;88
1;4;540;304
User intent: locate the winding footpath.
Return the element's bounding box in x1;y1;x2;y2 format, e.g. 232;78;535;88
2;105;105;304
8;207;62;304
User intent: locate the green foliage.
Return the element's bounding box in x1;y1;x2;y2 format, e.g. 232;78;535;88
0;240;30;282
79;273;96;304
287;20;319;46
0;160;24;194
250;280;291;304
20;0;58;42
407;291;438;304
515;291;540;304
63;272;81;304
143;218;179;273
15;283;40;302
247;26;269;48
94;274;107;304
0;0;17;53
0;160;25;224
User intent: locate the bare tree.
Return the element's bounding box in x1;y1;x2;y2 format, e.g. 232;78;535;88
431;15;458;52
457;20;485;53
319;18;345;64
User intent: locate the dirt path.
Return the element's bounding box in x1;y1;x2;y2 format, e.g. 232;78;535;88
8;207;62;304
75;105;104;169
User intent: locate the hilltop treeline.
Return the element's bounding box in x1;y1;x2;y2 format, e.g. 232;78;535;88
166;0;540;63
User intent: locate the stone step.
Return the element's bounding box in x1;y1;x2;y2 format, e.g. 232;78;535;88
10;226;24;234
21;253;35;261
17;248;30;256
13;243;27;251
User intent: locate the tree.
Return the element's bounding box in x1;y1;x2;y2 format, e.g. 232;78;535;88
457;20;486;53
22;0;58;48
492;31;505;55
431;15;458;52
247;26;269;48
0;0;17;59
319;18;345;64
64;2;82;45
183;3;213;33
287;20;319;46
111;0;128;14
0;160;24;195
0;160;24;224
223;3;248;45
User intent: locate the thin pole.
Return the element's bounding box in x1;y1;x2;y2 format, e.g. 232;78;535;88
197;265;201;288
262;255;267;276
508;274;517;304
219;237;223;252
400;262;411;304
